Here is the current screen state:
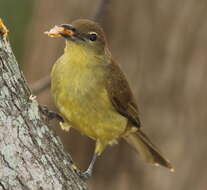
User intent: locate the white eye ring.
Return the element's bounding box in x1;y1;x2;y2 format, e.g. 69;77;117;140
88;32;98;41
89;31;98;35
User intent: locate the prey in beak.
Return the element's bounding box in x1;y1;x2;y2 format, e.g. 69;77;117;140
45;24;84;41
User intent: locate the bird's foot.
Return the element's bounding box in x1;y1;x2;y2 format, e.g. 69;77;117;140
75;153;97;180
69;163;92;180
39;105;64;122
78;170;92;180
73;168;92;181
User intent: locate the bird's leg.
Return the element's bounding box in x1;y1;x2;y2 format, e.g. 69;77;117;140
76;140;105;180
39;105;71;131
78;153;98;180
39;105;64;122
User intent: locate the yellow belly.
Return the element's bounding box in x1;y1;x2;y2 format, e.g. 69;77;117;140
51;55;127;143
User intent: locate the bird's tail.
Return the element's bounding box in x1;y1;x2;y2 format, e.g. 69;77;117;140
124;129;174;171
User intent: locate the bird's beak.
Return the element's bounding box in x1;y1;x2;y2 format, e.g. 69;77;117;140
45;24;76;39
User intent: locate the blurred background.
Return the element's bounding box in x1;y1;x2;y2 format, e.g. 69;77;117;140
1;0;207;189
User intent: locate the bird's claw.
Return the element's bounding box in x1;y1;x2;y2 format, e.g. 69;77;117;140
39;105;64;122
69;161;92;180
74;169;91;181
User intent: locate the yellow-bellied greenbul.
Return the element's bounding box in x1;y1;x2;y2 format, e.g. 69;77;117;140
46;19;173;179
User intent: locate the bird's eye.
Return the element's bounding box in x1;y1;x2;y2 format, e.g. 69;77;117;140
88;32;97;41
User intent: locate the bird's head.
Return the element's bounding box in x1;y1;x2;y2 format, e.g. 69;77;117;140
46;19;108;55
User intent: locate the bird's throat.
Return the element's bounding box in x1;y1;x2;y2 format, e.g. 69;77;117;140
64;40;93;65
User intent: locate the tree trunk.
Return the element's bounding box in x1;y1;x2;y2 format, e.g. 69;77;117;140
0;20;88;190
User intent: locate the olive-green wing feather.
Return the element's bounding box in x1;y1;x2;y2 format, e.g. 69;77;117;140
105;61;141;127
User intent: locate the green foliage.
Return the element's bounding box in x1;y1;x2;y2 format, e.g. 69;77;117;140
0;0;34;63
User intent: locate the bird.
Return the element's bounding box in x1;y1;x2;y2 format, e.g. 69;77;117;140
45;19;173;179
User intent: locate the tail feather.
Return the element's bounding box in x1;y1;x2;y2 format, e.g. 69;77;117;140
124;129;173;171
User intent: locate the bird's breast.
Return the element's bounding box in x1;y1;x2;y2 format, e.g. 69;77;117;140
51;52;127;141
51;54;112;120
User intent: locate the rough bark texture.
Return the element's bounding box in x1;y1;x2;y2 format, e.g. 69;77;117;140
0;23;88;190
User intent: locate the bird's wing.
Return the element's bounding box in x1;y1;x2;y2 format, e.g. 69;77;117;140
105;61;141;127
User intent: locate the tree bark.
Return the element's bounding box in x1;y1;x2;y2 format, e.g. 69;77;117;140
0;20;88;190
